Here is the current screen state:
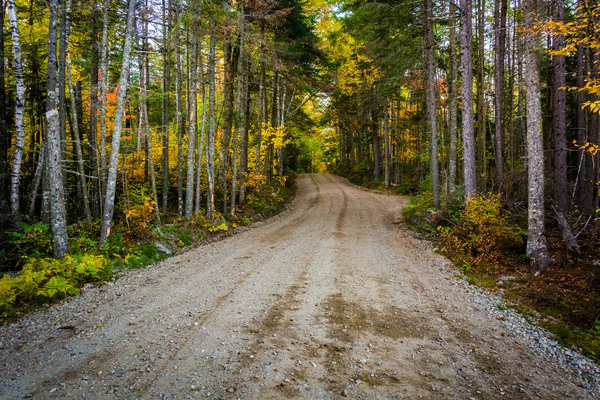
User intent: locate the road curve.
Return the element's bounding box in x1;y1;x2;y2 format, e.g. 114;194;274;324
0;174;596;399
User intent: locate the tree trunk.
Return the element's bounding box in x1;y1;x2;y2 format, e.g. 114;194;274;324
460;0;477;198
46;0;69;258
99;1;109;197
221;31;236;214
195;54;207;214
7;0;26;217
448;3;458;195
138;29;161;224
255;19;266;174
89;3;100;217
100;0;136;245
231;2;246;215
550;0;578;252
58;0;68;186
68;58;92;222
185;12;199;220
523;0;552;272
161;0;171;213
175;0;184;216
494;0;507;188
423;0;439;208
0;0;7;211
239;55;251;204
207;22;217;219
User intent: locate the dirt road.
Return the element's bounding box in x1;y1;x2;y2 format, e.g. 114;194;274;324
0;174;597;399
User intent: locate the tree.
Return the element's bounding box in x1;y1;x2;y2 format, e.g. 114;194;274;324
460;0;477;198
423;0;439;209
7;0;26;217
523;0;552;271
0;0;6;211
185;7;199;220
448;2;458;195
100;0;137;245
550;0;578;253
493;0;507;188
46;0;69;258
207;20;217;219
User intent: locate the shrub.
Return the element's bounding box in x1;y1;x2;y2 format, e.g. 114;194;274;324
6;223;53;259
402;190;437;236
0;254;111;318
440;194;524;270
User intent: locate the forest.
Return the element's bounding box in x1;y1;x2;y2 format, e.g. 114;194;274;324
1;0;600;362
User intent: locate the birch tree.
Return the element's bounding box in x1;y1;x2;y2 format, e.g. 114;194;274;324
46;0;69;258
7;0;26;217
100;0;136;244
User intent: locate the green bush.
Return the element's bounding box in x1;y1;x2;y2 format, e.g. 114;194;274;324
440;194;524;270
402;190;437;235
6;223;53;259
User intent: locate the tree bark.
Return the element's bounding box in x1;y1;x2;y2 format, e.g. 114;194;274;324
46;0;69;258
523;0;552;272
185;11;199;220
67;58;92;222
195;53;207;214
207;21;217;219
0;0;7;211
100;0;136;245
231;2;246;215
550;0;578;252
448;3;458;195
89;3;101;217
494;0;507;188
255;19;266;174
221;31;236;214
460;0;477;198
162;0;171;212
175;0;184;216
7;0;26;217
239;55;251;204
99;0;109;196
423;0;439;208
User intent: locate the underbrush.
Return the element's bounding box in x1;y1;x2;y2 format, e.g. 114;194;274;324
0;174;295;322
401;185;600;362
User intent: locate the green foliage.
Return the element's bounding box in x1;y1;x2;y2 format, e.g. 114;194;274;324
440;194;525;270
0;276;17;318
401;189;436;236
6;223;53;259
0;254;111;319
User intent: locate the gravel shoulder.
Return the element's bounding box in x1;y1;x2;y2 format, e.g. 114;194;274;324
1;173;598;399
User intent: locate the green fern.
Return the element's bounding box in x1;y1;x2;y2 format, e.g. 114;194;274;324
38;276;79;299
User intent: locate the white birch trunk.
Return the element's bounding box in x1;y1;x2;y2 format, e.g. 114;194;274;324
46;0;69;258
7;0;26;217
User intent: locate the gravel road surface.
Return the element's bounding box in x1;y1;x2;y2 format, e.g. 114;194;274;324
1;174;598;399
